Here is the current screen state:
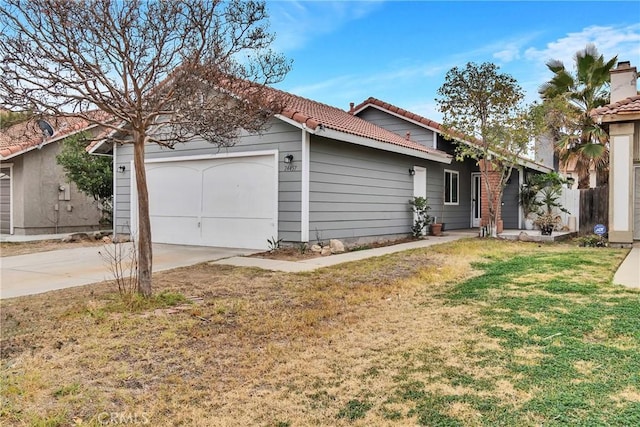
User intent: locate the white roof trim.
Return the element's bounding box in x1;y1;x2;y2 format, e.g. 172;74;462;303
354;102;552;172
317;128;452;164
275;113;451;163
354;103;443;134
87;122;127;154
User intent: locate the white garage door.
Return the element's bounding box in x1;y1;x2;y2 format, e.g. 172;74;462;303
145;154;277;249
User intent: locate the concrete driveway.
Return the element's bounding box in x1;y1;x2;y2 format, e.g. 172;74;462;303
0;243;255;299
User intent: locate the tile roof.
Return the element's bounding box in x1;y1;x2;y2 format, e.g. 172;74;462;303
351;97;485;147
351;97;552;172
0;112;109;160
267;89;450;159
351;97;446;132
591;95;640;120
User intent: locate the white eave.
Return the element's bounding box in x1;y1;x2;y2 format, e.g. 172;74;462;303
275;113;452;164
87;122;127;155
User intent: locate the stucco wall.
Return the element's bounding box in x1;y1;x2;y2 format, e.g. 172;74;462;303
8;141;102;235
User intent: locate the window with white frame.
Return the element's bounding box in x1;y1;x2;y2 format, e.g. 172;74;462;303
444;170;459;205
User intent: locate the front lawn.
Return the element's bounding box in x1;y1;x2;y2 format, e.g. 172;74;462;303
1;239;637;426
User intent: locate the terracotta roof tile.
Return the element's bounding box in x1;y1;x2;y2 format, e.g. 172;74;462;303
267;89;450;158
351;97;447;133
591;95;640;118
0;111;110;160
351;97;551;171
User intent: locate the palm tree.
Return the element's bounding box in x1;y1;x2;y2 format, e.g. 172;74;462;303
539;44;616;188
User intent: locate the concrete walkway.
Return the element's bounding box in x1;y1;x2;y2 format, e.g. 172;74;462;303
212;231;477;272
0;243;254;299
215;231;640;290
2;230;637;298
613;243;640;289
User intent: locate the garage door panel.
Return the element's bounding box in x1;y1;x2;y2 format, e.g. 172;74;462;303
201;160;275;217
201;217;275;248
148;165;201;216
146;154;277;250
151;216;201;246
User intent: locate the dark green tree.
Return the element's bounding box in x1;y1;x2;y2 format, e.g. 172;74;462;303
56;132;113;224
539;44;616;188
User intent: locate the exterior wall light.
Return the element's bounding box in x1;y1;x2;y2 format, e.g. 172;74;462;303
118;165;126;173
409;168;415;176
284;154;294;164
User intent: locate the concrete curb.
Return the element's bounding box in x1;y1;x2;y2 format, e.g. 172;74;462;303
612;245;640;289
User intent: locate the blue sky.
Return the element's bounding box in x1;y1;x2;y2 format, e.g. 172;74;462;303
266;1;640;122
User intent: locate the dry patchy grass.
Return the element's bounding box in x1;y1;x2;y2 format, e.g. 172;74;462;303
1;239;636;426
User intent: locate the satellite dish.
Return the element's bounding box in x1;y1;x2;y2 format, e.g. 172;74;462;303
36;119;55;138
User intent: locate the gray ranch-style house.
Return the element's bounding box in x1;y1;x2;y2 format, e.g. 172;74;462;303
109;88;550;250
350;97;553;232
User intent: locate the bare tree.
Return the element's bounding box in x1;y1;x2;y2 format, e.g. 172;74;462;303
436;62;542;237
0;0;290;296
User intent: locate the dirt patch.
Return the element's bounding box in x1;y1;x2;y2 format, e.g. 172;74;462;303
250;236;417;261
0;239;104;257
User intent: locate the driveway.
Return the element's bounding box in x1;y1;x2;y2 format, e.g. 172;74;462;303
0;243;255;299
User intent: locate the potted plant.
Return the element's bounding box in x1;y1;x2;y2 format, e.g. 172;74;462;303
408;196;432;238
533;211;561;235
519;177;542;230
430;221;443;236
533;186;569;235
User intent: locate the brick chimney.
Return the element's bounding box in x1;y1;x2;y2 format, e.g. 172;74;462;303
610;61;638;103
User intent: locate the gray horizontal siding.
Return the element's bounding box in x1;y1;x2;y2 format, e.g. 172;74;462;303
502;169;520;229
357;107;436;149
309;137;417;241
423;138;479;230
114;118;302;241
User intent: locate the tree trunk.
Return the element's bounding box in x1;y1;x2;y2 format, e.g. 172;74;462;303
577;173;590;190
133;133;153;297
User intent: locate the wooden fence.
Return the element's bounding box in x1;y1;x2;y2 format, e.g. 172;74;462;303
578;186;609;235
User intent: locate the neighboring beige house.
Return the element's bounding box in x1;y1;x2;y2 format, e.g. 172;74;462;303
592;61;640;245
0;115;106;235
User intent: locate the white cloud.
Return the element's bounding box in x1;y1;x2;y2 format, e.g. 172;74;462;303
514;23;640;102
267;0;384;52
493;44;521;62
524;24;640;66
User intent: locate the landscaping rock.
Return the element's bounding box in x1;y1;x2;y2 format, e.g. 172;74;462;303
311;244;322;253
320;247;332;256
112;234;131;243
93;230;111;240
329;239;345;254
61;232;92;243
518;231;532;242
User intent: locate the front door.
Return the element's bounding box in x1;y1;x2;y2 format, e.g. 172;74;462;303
471;173;481;227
